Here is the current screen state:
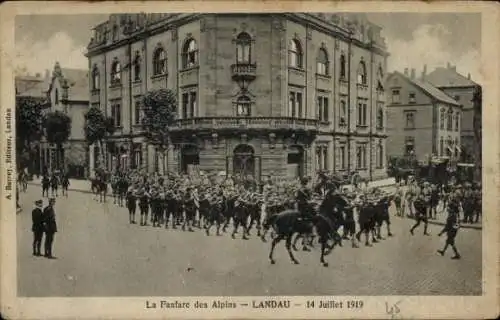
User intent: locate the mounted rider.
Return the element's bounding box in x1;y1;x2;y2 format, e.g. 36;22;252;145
296;177;314;220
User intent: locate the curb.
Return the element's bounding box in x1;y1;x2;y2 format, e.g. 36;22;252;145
396;216;482;231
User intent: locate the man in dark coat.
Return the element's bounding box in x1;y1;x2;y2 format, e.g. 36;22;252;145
437;197;461;259
32;199;44;256
43;198;58;258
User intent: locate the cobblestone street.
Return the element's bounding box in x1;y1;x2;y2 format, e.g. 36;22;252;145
17;186;482;297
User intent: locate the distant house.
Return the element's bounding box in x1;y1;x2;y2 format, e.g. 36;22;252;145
423;63;481;163
386;69;462;163
43;62;89;178
15;71;51;174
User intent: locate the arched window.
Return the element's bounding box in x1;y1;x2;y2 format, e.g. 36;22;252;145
316;48;329;75
440;109;445;130
110;59;121;84
377;141;384;168
92;66;100;90
339;53;346;79
455;112;460;132
133;52;141;81
236;32;252;64
236;96;251;116
377;107;384;128
153;47;167;76
182;39;198;69
288;39;303;68
357;60;367;85
55;88;59;105
447;110;453;130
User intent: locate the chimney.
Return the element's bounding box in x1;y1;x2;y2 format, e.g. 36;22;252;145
410;68;416;79
421;64;427;80
467;73;471;80
404;68;409;76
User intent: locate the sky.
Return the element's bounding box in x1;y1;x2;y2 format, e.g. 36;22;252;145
14;12;482;83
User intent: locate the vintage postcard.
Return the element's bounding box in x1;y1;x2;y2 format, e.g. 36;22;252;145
1;1;499;319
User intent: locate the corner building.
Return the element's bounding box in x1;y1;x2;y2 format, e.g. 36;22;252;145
86;13;388;180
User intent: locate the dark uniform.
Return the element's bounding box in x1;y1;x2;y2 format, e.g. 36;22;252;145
42;201;57;258
50;174;59;197
61;174;70;197
42;175;50;197
410;193;430;236
183;189;196;232
32;201;44;256
438;199;461;259
138;187;150;226
296;184;313;220
126;187;137;224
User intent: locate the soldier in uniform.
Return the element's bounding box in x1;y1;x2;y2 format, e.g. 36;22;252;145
341;189;358;248
410;191;430;236
296;177;313;220
32;199;44;256
42;174;50;197
138;185;150;226
61;173;70;197
429;183;440;219
437;196;461;259
393;183;403;217
43;198;57;258
50;172;59;197
462;182;475;224
126;183;137;224
183;187;197;232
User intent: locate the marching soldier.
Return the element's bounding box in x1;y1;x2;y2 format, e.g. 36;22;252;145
138;185;150;226
462;182;475;224
126;183;137;224
32;199;44;256
410;191;430;236
437;195;461;259
42;174;50;197
61;173;70;197
183;187;197;232
50;172;59;197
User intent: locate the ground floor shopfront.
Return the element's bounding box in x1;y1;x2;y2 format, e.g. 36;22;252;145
88;130;387;181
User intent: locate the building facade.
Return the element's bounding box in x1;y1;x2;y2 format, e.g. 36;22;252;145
86;13;388;180
386;69;462;163
41;62;89;177
423;64;481;163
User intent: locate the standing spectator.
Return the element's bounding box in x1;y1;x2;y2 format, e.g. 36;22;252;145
43;198;58;259
31;199;44;256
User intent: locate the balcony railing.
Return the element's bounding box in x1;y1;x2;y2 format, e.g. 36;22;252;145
170;117;320;132
231;63;257;81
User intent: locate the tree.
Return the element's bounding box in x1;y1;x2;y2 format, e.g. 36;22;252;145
472;86;482;181
141;88;178;173
83;106;115;172
16;96;46;172
43;111;72;170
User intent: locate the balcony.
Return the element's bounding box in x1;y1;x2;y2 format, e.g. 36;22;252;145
170;117;320;133
231;63;257;81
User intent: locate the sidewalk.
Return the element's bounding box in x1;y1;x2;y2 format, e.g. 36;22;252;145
28;177;397;195
28;178;101;195
395;211;482;230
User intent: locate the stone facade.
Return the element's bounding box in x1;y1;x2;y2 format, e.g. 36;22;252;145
87;13;388;180
386;70;462;163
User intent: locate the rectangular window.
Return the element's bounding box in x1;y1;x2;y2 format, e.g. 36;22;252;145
409;92;416;104
447;112;453;130
110;101;121;127
356;146;362;169
182;93;189;119
339;100;347;126
288;91;303;118
134;96;142;125
322;147;328;171
189;91;197;118
392;89;400;104
316;148;321;171
440;138;444;156
317;96;329;122
405;137;415;155
455;113;460;132
339;145;346;169
440;110;445;130
357;102;367;126
405;112;415;129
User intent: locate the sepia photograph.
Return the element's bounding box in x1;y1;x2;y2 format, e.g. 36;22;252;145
1;1;498;319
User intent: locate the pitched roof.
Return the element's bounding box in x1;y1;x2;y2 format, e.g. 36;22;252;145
60;68;89;102
425;67;479;88
393;71;460;106
15;76;49;99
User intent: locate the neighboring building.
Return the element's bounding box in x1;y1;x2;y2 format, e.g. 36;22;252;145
423;63;481;163
41;62;90;178
15;71;51;174
386;69;462;162
86;13;389;180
